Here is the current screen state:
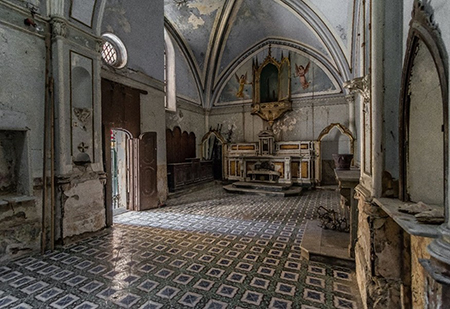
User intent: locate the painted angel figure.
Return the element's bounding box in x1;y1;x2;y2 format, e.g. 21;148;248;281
295;61;311;90
235;72;252;98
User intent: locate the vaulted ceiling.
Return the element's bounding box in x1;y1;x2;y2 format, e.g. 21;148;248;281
164;0;359;107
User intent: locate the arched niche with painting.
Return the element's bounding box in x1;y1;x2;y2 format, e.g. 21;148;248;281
399;2;448;208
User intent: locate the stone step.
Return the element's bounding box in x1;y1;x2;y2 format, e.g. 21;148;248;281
223;184;302;197
232;181;293;192
300;220;355;269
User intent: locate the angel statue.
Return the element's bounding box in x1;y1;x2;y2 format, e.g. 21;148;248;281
295;61;311;90
235;72;252;98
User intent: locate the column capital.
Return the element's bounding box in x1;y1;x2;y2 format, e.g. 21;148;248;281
343;74;371;103
50;16;67;39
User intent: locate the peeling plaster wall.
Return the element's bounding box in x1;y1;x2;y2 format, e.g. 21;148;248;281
174;40;202;103
0;2;46;261
355;197;403;308
59;170;105;239
0;199;40;262
101;0;164;81
208;97;348;148
166;100;206;157
272;98;349;141
411;236;433;309
0;25;46;178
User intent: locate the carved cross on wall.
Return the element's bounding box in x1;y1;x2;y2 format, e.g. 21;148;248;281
78;142;89;153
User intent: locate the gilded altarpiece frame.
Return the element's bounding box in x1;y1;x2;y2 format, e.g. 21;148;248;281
251;47;292;126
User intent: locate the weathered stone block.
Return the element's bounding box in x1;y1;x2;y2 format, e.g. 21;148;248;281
0;200;40;262
60;172;105;239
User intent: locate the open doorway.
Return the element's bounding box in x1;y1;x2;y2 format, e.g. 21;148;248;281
111;129;132;216
102;79;158;226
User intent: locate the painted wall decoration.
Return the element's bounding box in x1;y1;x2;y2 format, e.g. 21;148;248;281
217;48;340;105
290;52;340;97
294;61;311;90
235;72;252;98
218;60;254;103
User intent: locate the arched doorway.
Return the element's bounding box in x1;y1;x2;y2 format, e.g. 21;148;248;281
111;129;133;215
317;123;355;185
102;79;158;226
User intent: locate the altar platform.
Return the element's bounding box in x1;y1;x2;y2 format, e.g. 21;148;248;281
223;181;303;197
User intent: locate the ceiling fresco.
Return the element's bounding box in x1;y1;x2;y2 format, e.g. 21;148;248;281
219;0;331;74
217;47;340;105
164;0;223;72
164;0;358;107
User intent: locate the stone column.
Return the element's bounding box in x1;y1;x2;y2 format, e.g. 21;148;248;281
346;94;356;138
370;0;384;198
423;225;450;307
48;12;106;244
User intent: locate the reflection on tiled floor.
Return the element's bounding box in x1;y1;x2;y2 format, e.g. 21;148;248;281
0;185;362;308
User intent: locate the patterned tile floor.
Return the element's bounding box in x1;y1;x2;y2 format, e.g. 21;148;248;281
0;184;362;308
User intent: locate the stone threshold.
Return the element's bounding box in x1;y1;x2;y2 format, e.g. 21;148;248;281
300;220;355;269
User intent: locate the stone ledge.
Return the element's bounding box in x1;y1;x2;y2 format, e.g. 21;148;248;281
374;197;440;238
0;195;35;209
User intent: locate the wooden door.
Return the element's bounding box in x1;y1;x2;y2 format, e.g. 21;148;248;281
137;132;158;210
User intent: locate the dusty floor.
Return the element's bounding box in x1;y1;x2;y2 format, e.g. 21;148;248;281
0;184;362;308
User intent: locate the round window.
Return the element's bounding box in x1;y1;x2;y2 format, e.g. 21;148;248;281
101;33;127;69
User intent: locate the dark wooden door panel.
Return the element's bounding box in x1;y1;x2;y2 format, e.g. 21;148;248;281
138;132;157;211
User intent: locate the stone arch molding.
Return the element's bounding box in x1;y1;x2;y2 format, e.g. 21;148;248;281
399;0;449;203
317;123;355;155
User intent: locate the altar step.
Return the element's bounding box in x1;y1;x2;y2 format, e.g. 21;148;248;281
223;181;303;197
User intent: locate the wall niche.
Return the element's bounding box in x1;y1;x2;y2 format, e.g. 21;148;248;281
0;130;30;197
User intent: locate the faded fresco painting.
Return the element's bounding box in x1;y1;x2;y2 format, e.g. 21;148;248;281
218;60;253;103
164;0;222;70
217;48;339;105
290;52;339;97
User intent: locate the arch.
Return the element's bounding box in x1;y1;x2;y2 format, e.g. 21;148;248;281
399;1;449;204
164;28;177;111
318;123;355;155
212;39;345;106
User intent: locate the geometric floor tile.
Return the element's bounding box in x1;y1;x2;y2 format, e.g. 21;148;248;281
306;276;326;288
241;290;263;305
0;185;363;309
269;297;293;309
334;296;357;309
304;288;325;304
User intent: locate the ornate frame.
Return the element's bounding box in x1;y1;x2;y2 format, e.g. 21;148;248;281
251;46;292;126
317;123;355;155
399;0;449;204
